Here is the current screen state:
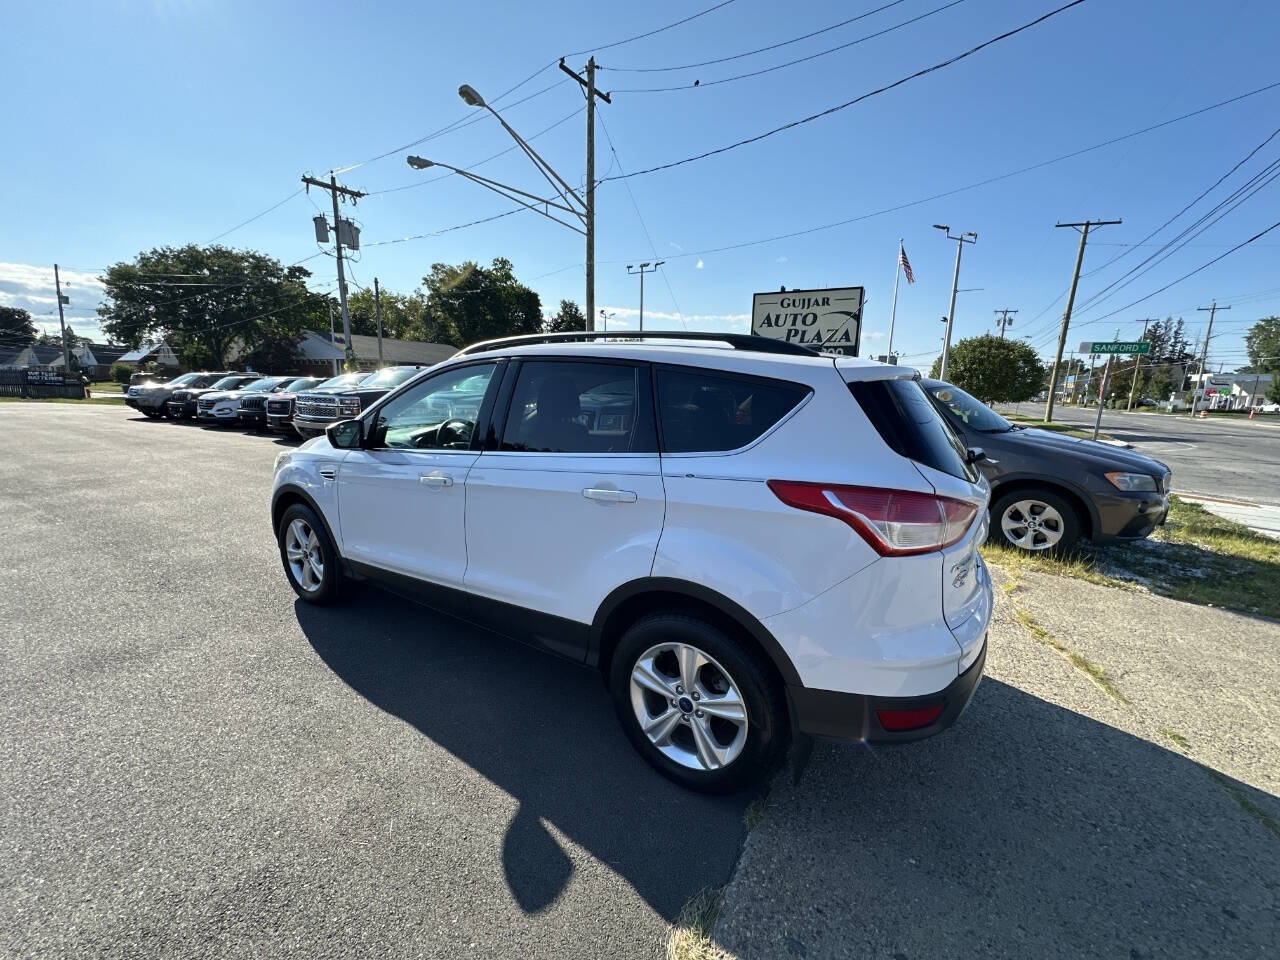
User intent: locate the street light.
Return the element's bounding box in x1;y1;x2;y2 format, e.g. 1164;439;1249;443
406;82;594;317
626;261;663;331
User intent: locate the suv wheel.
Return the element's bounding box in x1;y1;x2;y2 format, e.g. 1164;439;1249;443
990;488;1080;555
610;613;787;793
277;504;340;604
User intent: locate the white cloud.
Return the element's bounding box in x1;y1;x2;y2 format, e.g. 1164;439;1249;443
863;330;887;340
775;255;789;264
1;262;107;341
695;259;704;270
600;306;749;334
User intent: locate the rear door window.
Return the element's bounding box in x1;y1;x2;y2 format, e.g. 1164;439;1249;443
656;367;810;453
849;378;976;481
499;360;653;453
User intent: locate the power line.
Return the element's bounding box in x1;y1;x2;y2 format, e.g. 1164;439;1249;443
601;0;1090;182
206;188;305;243
565;0;739;58
604;0;910;72
364;207;529;247
611;0;968;94
603;79;1279;266
1079;218;1280;326
595;111;686;329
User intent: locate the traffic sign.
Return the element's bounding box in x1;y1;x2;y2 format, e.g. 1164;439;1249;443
1078;340;1151;355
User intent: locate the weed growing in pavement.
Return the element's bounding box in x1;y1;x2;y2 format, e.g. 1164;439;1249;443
1158;727;1191;752
668;887;732;960
1012;607;1129;704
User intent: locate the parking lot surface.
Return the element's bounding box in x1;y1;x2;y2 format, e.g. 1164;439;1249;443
3;405;747;959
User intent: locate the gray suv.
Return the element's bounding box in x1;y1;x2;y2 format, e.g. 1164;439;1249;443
923;379;1171;554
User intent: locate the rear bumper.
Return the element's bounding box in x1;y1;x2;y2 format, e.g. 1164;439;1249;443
788;636;986;742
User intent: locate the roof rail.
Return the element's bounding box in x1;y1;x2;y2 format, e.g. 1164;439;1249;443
456;330;821;357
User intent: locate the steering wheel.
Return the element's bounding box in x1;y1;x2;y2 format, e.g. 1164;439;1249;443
435;418;474;448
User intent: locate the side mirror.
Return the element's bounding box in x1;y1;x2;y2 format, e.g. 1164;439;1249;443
326;418;363;449
965;447;988;465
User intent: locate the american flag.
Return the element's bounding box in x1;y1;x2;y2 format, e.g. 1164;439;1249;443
898;244;915;284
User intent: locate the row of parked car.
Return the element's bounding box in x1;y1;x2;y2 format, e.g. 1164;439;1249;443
124;367;427;438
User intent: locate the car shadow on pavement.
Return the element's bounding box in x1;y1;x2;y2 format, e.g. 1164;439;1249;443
294;584;750;921
716;677;1280;959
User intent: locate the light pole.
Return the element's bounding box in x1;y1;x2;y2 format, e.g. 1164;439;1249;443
934;225;977;380
408;82;598;329
599;309;615;331
626;262;662;331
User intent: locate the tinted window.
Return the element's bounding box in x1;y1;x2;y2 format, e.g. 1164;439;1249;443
370;363;497;450
501;361;645;454
850;379;975;481
242;377;287;392
657;368;809;453
314;373;363;390
925;382;1012;433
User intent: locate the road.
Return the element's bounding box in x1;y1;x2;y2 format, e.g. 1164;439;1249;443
2;404;747;960
1002;403;1280;505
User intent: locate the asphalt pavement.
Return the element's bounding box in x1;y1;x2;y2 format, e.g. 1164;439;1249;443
1000;402;1280;505
2;404;748;960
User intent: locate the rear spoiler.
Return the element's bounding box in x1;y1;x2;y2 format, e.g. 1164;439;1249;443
833;357;920;383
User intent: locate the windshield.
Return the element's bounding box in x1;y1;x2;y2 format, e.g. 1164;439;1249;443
242;377;285;392
167;373;200;387
210;376;246;390
282;377;321;392
359;367;420;389
926;382;1014;433
314;373;363;390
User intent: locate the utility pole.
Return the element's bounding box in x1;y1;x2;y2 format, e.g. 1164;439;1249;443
1126;318;1152;412
1043;218;1121;422
302;174;366;367
934;225;977;381
994;308;1018;338
53;264;71;372
374;277;384;368
627;262;662;331
560;58;610;332
1191;300;1229;417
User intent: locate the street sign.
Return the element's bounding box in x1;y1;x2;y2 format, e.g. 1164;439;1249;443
1078;340;1151;355
752;286;863;356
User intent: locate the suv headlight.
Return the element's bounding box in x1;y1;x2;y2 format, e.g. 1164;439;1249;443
1105;471;1157;492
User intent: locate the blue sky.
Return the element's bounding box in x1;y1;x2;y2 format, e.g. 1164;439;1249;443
3;0;1278;373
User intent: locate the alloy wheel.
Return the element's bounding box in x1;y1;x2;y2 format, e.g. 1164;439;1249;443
629;642;748;772
284;518;324;592
1000;499;1065;551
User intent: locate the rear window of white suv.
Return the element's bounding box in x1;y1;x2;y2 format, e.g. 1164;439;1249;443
850;379;976;481
657;367;810;453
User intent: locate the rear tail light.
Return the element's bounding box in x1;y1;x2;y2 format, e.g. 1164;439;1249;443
766;481;977;556
876;703;945;731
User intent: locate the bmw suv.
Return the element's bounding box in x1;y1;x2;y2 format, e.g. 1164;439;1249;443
270;333;992;791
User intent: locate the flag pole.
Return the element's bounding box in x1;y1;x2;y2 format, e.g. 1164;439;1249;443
886;239;903;361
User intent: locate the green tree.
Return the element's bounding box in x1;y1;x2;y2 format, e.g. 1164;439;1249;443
423;257;541;347
929;334;1045;403
37;326;83;350
110;362;135;384
0;306;38;348
544;299;586;333
1244;317;1280;375
98;245;326;368
345;287;432;340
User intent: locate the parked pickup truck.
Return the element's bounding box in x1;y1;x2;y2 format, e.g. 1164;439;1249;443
265;373;361;434
291;366;426;439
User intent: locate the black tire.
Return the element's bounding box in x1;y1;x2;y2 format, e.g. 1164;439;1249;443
990;488;1082;556
609;613;788;793
276;503;341;604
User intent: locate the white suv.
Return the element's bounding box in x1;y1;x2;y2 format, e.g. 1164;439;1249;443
270;333;992;791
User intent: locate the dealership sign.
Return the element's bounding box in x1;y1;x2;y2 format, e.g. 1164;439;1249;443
751;286;863;355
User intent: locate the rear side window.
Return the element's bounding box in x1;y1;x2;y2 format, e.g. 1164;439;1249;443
850;379;975;481
657;368;810;453
500;360;652;453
